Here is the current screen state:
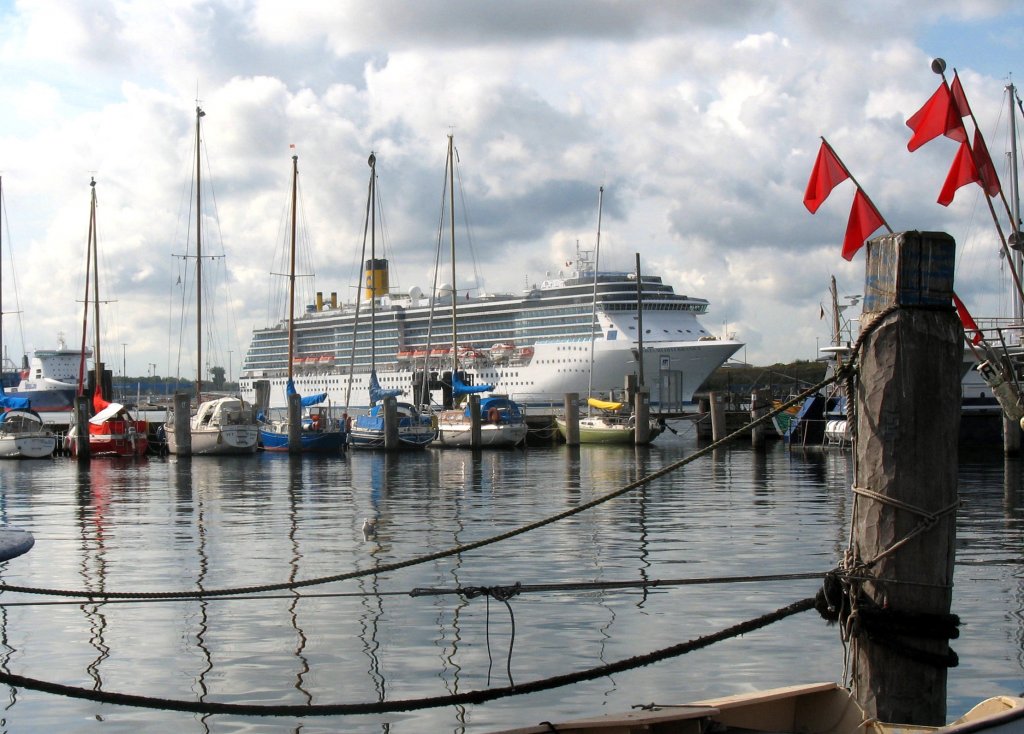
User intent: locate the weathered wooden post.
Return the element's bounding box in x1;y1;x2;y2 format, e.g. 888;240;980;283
287;390;301;454
74;394;90;462
709;391;726;442
750;388;769;450
254;379;271;416
695;397;712;441
383;396;399;450
634;388;651;445
562;393;579;446
172;391;192;456
851;231;960;725
469;394;482;449
1003;414;1021;455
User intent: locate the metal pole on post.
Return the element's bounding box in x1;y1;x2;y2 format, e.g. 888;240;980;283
850;231;960;725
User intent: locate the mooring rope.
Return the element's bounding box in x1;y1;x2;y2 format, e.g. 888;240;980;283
0;597;815;716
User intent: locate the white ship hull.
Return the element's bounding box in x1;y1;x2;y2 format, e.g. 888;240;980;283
239;259;742;413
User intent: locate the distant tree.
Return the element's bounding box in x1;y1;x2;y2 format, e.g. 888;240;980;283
210;365;226;390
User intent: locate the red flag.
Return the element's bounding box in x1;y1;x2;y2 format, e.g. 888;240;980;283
950;73;972;118
842;189;885;261
92;385;110;412
938;140;981;206
952;292;983;345
972;129;1001;196
804;141;849;213
906;81;967;151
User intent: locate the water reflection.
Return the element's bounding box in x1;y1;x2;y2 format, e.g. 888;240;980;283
0;438;1018;731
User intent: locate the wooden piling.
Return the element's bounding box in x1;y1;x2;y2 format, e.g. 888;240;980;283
469;395;482;449
751;388;769;450
851;231;960;725
634;388;650;445
287;391;301;454
172;392;192;456
383;396;399;450
563;393;579;446
709;391;726;442
74;395;90;462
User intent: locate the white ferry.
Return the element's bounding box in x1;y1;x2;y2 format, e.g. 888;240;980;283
5;337;90;413
238;253;742;414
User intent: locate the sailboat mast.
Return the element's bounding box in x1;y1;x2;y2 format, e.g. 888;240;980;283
635;252;644;388
89;178;101;395
0;176;4;372
587;186;603;404
448;134;459;373
195;106;205;400
287;154;298;382
369;152;377;369
1009;83;1023;324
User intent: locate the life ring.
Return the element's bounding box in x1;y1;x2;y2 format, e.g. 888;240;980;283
487;406;500;423
311;414;321;430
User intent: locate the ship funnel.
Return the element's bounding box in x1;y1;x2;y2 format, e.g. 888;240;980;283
316;292;323;311
364;259;389;300
331;292;337;308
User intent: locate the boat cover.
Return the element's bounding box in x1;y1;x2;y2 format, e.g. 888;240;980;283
587;397;623;411
0;385;30;411
90;402;126;425
369;369;402;405
452;372;493;397
286;378;327;407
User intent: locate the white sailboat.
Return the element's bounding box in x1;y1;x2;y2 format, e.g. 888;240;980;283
432;135;527;448
0;176;56;459
347;152;435;450
165;106;258;456
556;188;664;445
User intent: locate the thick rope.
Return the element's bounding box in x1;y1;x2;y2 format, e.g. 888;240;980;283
0;598;815;716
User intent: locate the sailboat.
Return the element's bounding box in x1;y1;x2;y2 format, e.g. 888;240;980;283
347;152;435;450
556;188;664;445
432;135;528;448
165;106;258;456
68;178;148;458
0;176;56;459
258;154;344;453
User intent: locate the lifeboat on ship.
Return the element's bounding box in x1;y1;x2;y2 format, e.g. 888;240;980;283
489;342;515;363
318;354;335;368
514;345;535;363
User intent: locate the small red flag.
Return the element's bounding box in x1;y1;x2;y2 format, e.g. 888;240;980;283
842;189;885;261
938;140;981;206
804;141;849;213
906;81;967;151
952;292;983;345
972;129;1001;197
93;385;111;412
950;73;972;118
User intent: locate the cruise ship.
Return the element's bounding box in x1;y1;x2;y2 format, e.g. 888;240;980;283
238;253;742;414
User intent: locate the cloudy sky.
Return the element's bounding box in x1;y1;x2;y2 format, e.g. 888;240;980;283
0;0;1022;378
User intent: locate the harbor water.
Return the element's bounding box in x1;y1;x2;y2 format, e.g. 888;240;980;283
0;427;1020;732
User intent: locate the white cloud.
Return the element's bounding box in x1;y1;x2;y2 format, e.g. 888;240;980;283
0;0;1019;373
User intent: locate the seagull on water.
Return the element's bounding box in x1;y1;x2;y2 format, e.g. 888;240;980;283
362;518;377;538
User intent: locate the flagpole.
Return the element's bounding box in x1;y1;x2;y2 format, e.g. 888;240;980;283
938;63;1024;312
820;136;894;234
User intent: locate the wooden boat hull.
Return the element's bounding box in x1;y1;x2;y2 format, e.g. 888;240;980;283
489;682;1024;734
